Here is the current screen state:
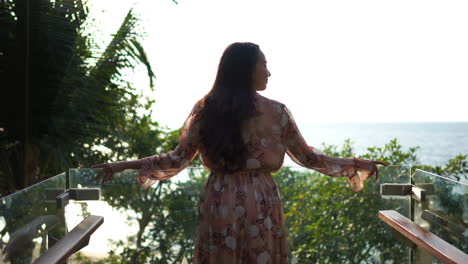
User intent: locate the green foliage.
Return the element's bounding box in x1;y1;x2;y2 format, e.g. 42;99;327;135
360;138;419;165
0;0;158;196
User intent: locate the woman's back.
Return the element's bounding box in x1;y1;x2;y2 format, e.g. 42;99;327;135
194;95;290;263
199;94;288;174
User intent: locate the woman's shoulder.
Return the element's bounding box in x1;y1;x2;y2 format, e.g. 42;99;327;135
255;93;287;113
190;98;205;115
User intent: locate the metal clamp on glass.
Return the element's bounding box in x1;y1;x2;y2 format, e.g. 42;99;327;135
379;183;434;201
45;188;100;209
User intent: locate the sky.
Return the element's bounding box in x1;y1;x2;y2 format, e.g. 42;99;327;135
89;0;468;130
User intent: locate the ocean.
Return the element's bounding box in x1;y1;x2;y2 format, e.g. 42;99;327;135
290;122;468;167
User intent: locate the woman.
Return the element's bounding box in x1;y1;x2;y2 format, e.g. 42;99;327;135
93;42;387;264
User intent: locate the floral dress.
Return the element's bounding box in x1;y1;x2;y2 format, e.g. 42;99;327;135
137;94;376;264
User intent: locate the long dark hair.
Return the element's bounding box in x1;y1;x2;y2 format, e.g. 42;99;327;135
198;42;260;173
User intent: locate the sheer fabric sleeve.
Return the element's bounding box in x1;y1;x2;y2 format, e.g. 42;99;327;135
137;102;201;189
282;105;376;192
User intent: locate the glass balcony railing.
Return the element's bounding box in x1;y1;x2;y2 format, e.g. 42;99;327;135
0;166;465;263
0;173;67;264
412;169;467;263
65;165;413;263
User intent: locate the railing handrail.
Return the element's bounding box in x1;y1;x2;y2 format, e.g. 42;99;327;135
0;173;66;200
34;215;104;264
415;169;467;187
378;210;468;264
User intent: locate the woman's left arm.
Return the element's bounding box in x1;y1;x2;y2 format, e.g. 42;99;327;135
281;105;387;192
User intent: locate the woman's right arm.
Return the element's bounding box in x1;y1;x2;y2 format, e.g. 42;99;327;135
92;159;142;183
92;101;202;189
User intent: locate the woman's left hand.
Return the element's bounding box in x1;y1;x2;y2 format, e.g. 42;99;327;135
353;157;388;181
347;158;389;192
369;160;389;181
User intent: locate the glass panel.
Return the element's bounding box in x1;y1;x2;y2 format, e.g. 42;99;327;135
366;165;412;263
67;166;412;263
68;167;204;263
0;173;67;264
414;169;468;262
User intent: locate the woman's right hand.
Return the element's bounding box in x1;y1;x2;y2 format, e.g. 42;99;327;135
91;162;126;184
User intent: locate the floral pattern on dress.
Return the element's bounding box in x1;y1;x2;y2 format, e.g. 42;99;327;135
137;93;376;263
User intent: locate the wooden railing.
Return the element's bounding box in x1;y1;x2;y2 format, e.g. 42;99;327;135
379;210;468;264
34;215;104;264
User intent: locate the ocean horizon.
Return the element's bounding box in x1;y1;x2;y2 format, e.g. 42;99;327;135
292;121;468;167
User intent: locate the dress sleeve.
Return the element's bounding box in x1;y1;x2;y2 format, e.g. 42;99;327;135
137;102;201;189
282;105;376;192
